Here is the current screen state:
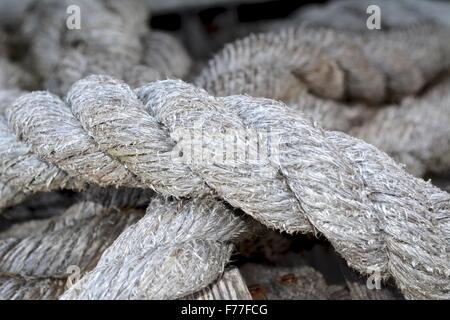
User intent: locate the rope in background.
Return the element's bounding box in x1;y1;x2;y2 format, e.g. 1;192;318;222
196;25;450;103
195;25;450;176
61;196;252;299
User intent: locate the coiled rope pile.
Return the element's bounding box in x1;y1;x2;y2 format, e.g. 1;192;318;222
1;0;450;300
20;0;191;94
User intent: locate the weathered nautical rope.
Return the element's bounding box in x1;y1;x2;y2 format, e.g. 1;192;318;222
0;61;249;300
2;75;450;299
0;39;192;212
0;189;251;300
0;191;252;300
0;31;68;209
196;25;450;103
61;195;251;300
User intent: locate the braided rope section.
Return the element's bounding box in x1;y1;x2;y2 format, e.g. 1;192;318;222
0;89;80;210
2;75;450;299
61;196;250;300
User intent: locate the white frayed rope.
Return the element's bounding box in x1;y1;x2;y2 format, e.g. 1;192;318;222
1;75;450;299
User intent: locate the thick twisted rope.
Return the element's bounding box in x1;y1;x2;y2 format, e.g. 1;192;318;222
0;83;250;299
0;89;80;210
2;75;450;299
1;184;249;300
196;25;450;103
0;32;72;209
61;196;251;300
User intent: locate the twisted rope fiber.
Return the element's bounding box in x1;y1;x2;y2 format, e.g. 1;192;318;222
61;195;251;300
0;81;252;299
22;0;149;94
2;0;446;302
0;33;73;209
0;16;192;209
0;89;80;210
2;75;450;299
